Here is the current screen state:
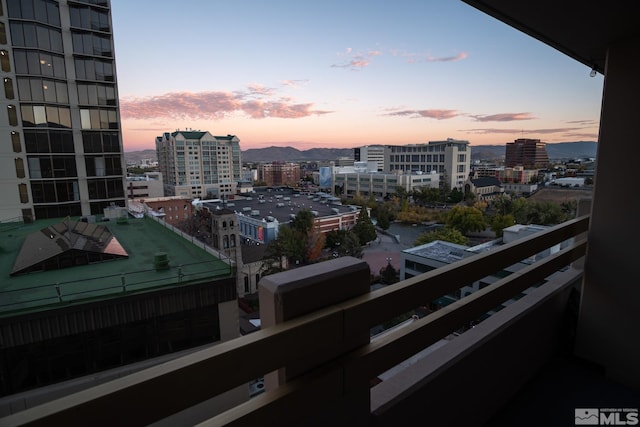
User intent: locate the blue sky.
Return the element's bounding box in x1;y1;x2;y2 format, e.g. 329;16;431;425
111;1;604;151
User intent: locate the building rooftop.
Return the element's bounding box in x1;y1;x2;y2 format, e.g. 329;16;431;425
0;216;231;318
403;240;472;264
199;188;357;226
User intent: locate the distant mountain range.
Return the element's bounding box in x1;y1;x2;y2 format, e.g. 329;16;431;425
124;141;597;164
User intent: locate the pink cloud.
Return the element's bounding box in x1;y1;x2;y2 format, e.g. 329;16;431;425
332;48;383;70
461;127;583;135
385;109;460;120
426;52;468;62
120;88;331;120
282;79;310;88
471;112;536;122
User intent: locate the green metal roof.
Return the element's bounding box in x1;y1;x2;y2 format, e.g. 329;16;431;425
171;131;207;139
0;216;232;318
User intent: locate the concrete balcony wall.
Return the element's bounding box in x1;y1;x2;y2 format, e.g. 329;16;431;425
0;217;589;426
371;268;582;427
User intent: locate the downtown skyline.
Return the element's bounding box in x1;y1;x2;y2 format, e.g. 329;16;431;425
111;1;604;152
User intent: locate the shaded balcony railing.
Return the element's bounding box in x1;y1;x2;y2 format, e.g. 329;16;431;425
1;215;589;427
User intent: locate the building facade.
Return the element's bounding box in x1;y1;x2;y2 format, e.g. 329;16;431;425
156;130;241;199
354;145;385;171
385;138;470;190
504;138;549;168
333;170;439;200
125;172;163;199
1;0;126;222
257;162;301;187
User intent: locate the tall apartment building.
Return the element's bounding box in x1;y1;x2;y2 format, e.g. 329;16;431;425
0;0;126;223
257;161;300;186
385;138;470;190
354;145;385;171
156;130;241;199
504;138;549;168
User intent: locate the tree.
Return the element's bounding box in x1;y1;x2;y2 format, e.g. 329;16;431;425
449;187;464;203
380;262;400;285
490;214;515;238
376;205;391;231
268;209;325;267
353;206;377;244
445;205;487;235
414;227;468;246
325;229;362;258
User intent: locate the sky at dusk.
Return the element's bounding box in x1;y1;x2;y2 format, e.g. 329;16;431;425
110;1;604;152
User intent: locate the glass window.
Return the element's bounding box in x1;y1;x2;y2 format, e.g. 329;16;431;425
58;107;71;128
43;80;56;102
33;105;47;126
30;78;43;101
55;81;68;103
36;26;50;50
80;109;91;129
23;24;38;47
0;23;6;44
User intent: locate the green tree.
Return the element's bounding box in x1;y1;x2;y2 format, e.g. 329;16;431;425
353;206;377;244
376;205;391;231
445;205;487;235
489;214;515;238
268;209;325;267
413;187;441;206
449;187;464;203
414;227;468;246
380;262;400;285
325;229;362;258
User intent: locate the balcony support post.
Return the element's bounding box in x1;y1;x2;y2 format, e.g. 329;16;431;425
259;256;371;425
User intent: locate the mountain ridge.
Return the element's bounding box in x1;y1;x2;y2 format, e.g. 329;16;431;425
124;141;597;164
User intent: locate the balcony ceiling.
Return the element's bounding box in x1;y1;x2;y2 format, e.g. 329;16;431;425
461;1;640;75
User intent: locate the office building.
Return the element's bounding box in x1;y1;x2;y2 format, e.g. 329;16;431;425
156;130;241;199
505;138;549;168
333;169;439;200
354;145;385;171
383;138;470;190
257;162;300;187
1;0;126;223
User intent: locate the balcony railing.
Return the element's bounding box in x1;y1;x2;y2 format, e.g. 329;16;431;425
1;215;589;426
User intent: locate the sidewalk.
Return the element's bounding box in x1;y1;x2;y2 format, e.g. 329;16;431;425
361;232;408;276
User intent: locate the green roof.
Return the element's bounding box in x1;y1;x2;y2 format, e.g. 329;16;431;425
0;216;232;318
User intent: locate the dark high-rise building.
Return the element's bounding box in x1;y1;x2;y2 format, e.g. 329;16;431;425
504;138;549;168
1;0;126;222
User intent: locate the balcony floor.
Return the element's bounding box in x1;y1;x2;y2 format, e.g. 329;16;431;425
485;353;640;427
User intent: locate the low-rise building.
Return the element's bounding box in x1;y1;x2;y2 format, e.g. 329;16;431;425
126;172;164;199
0;213;239;401
400;223;568;313
195;188;361;245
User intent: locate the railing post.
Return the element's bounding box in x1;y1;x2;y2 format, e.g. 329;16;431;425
259;256;371;425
